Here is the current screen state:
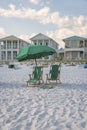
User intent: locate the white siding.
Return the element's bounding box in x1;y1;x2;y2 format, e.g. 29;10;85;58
0;36;30;61
30;33;58;60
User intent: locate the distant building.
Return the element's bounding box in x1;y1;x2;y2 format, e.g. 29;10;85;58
63;36;87;60
30;33;59;59
57;48;64;60
0;35;30;61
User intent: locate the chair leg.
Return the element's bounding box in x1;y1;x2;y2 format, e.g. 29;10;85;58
46;79;49;84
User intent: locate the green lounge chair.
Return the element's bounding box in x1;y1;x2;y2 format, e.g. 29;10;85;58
27;66;43;86
46;64;61;84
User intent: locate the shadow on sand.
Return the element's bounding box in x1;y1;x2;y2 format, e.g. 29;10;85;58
58;83;87;91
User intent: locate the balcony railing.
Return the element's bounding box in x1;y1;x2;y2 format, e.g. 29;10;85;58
65;48;84;52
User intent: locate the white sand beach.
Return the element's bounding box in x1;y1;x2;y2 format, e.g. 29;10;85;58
0;64;87;130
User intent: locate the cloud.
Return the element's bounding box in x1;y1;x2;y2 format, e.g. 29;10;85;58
45;15;87;48
29;0;40;5
46;21;87;48
0;4;87;27
28;0;51;6
0;4;50;19
0;27;7;37
19;33;36;43
0;4;87;48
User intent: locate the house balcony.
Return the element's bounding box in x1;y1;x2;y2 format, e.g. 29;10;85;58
65;48;84;52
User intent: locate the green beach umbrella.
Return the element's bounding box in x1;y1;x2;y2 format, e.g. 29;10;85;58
17;45;56;65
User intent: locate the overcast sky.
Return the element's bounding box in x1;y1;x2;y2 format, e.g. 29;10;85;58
0;0;87;48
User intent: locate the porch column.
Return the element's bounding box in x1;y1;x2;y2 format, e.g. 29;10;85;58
70;52;72;60
17;40;20;49
49;39;51;47
83;51;85;59
5;51;7;61
0;43;1;60
42;40;44;45
78;52;80;60
83;40;85;59
37;40;38;45
83;40;85;47
11;51;13;60
11;40;13;49
64;51;66;60
0;51;1;60
6;41;7;60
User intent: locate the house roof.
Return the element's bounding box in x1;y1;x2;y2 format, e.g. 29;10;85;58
57;48;64;53
30;33;59;45
63;36;87;41
30;33;51;40
0;35;30;44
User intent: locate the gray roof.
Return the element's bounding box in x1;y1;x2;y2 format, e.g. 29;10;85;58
30;33;59;45
0;35;30;44
63;36;87;41
30;33;50;40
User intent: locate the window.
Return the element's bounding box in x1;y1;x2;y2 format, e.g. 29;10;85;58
79;41;83;47
40;43;42;45
80;52;83;58
1;41;6;49
72;52;78;59
7;41;11;49
13;40;17;49
85;53;87;58
19;41;22;49
13;51;17;59
70;41;77;48
34;43;37;45
85;41;87;47
7;51;11;60
1;51;6;60
65;42;70;48
65;45;70;48
46;42;48;46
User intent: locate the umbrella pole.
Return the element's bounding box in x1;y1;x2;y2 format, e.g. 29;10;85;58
35;58;37;66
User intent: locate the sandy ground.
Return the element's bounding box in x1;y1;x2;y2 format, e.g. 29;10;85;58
0;64;87;130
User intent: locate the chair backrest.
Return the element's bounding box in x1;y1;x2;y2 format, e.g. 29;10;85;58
50;65;60;80
33;66;42;80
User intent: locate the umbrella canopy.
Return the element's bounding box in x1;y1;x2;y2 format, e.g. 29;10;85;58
17;45;56;64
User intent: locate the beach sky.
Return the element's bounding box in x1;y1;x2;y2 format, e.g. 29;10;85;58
0;0;87;48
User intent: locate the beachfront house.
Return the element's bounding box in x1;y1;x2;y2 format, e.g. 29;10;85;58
0;35;30;61
63;36;87;60
57;48;64;60
30;33;58;60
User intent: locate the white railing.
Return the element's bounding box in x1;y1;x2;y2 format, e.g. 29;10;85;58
65;48;84;52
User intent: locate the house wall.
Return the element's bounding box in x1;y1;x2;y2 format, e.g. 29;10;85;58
31;38;58;60
64;39;87;60
32;39;58;50
0;39;29;61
